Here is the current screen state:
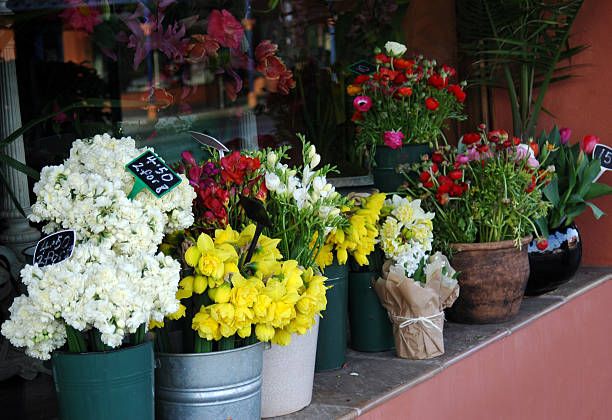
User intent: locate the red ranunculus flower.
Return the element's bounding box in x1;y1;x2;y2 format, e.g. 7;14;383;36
351;111;363;121
428;73;447;89
477;144;489;153
420;172;431;182
450;183;464;197
423;181;434;188
207;9;244;49
449;169;463;180
378;67;400;81
432;163;439;173
375;53;391;64
513;136;521;146
394;58;414;69
462;133;481;145
425;97;439;111
432;152;444;163
526;182;536;194
354;75;370;84
394;73;407;84
397;87;412;96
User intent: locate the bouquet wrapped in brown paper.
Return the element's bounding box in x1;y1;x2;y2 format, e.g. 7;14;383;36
374;252;459;359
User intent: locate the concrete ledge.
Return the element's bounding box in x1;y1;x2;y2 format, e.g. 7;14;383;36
273;266;612;419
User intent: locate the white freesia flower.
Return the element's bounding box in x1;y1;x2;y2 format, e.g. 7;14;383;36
384;41;407;57
307;144;317;159
267;151;277;167
265;172;281;192
309;153;321;169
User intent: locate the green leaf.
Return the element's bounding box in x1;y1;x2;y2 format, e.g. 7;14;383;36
542;178;560;207
577;158;603;197
586;202;606;219
534;216;549;238
583;182;612;201
0;153;39;179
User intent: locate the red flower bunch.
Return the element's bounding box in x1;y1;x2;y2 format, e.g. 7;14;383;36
349;43;467;163
176;150;267;232
401;125;554;247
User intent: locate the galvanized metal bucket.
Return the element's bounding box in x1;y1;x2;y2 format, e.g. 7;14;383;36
155;341;263;420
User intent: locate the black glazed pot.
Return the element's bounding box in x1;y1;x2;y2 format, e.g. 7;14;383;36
525;223;582;296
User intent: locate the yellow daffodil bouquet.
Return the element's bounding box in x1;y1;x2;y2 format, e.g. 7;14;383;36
317;192;387;270
153;224;328;351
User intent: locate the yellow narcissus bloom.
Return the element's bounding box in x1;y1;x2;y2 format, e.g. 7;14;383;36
315;243;334;268
186;233;238;281
192;309;221;341
167;303;186;320
271;328;292;346
208;282;232;304
148;319;164;329
210;303;237;337
214;225;240;246
281;260;304;292
255;324;275;342
193;275;207;294
177;276;194;299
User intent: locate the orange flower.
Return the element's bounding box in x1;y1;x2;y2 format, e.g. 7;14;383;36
346;84;362;96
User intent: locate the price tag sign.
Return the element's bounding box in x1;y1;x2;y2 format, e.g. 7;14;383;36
33;230;76;267
126;151;182;199
348;60;377;76
593;144;612;170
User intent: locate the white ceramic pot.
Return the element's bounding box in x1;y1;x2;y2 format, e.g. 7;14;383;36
260;317;320;417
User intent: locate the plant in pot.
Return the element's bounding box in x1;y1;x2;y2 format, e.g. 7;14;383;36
401;126;554;323
348;41;467;192
255;135;348;416
1;134;196;420
526;126;612;295
158;146;331;418
313;191;386;368
372;194;460;359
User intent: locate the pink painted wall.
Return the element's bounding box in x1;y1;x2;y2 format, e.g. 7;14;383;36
359;280;612;420
492;0;612;266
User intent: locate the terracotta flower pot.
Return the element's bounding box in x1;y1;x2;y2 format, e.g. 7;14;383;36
445;236;532;324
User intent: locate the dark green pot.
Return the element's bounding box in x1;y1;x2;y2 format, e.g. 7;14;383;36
315;260;349;371
348;272;394;352
51;342;154;420
372;143;432;193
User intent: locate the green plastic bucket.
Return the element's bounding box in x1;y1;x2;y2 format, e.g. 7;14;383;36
315;260;349;371
51;341;154;420
348;271;395;352
372;143;432;193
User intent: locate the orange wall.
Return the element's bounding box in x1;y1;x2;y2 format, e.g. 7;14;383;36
360;279;612;420
492;0;612;266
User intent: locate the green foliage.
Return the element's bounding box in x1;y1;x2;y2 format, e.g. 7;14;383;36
535;126;612;236
457;0;587;139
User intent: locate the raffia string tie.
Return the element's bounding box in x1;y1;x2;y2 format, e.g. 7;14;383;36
391;312;445;333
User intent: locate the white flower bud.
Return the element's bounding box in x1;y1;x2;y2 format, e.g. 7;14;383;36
267;152;277;167
384;41;407;57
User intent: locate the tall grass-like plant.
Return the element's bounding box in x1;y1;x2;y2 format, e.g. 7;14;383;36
457;0;586;139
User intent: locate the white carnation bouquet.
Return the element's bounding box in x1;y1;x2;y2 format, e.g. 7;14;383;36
1;134;195;360
379;195;435;278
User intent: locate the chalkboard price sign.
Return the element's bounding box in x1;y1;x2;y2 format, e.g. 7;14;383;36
593;144;612;170
126;151;182;199
348;60;377;76
33;230;76;267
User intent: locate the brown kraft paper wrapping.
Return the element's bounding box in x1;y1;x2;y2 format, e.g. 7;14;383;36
373;252;459;359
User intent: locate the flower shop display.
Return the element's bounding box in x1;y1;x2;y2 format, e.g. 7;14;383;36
258;135;347;416
526;127;612;295
372;195;459;359
1;134;196;419
402;126;553;323
155;223;324;419
348;41;467;192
